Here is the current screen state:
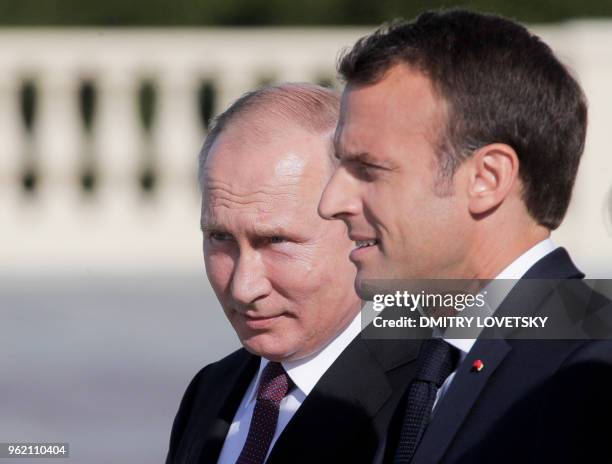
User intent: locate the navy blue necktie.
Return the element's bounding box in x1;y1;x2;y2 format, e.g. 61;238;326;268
394;339;459;463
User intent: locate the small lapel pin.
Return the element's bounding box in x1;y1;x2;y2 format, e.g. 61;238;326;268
472;359;484;372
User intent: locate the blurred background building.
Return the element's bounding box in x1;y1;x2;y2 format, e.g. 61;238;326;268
1;1;611;463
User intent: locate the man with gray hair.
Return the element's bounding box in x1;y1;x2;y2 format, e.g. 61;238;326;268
166;83;417;464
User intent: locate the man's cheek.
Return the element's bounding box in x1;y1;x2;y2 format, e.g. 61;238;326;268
272;314;297;337
206;258;234;289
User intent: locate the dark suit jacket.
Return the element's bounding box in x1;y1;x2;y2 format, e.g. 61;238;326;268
384;247;612;463
166;330;423;464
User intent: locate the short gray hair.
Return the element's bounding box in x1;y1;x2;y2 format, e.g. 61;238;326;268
198;82;340;187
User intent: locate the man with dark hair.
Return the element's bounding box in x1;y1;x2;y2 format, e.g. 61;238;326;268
320;9;612;463
166;83;417;464
336;10;586;231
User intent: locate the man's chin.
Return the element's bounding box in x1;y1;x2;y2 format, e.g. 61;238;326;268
354;269;384;301
240;334;294;362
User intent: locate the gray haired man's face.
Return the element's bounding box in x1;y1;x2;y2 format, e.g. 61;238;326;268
201;122;360;362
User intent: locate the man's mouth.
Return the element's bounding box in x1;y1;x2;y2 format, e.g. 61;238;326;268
244;314;280;321
241;313;284;329
354;239;378;249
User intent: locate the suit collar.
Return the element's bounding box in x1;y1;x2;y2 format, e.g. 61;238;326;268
495;238;558;280
439;245;580;356
522;247;584;279
282;313;362;397
490;247;584;337
243;314;362;406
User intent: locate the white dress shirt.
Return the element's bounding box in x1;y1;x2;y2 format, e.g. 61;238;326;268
216;313;362;464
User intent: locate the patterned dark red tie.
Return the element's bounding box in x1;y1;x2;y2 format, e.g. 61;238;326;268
236;362;293;464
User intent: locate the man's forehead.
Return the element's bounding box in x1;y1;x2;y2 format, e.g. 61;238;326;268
205;133;331;200
203;152;313;202
200;212;292;234
201;170;309;221
334;101;382;159
200;194;319;241
336;67;447;148
206;121;319;171
341;64;441;113
336;83;396;144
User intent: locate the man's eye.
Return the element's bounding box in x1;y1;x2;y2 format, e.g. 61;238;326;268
267;236;286;244
209;232;233;242
352;161;378;180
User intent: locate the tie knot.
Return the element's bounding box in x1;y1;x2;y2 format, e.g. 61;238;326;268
415;339;459;387
257;362;292;402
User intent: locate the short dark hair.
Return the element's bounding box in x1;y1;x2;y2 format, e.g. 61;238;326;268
199;82;339;187
338;9;588;230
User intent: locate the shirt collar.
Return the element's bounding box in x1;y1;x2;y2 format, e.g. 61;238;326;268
246;312;362;405
494;238;558;280
445;238;557;356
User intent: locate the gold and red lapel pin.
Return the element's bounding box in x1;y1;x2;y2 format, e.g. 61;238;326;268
472;359;485;372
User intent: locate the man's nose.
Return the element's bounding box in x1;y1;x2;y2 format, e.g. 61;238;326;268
319;168;361;221
230;250;272;307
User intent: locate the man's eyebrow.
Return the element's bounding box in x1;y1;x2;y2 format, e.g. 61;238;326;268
333;135;377;163
201;222;292;238
251;224;291;237
200;221;226;232
335;148;379;164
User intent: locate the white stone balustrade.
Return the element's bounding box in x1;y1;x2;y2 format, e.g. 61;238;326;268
0;25;610;275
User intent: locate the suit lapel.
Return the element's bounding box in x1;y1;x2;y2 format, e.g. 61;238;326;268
267;336;419;463
412;247;584;463
411;280;552;464
191;352;259;464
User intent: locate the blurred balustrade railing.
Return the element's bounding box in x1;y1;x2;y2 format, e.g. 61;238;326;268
0;25;610;274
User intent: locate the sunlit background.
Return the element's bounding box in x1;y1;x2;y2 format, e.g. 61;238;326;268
1;1;611;462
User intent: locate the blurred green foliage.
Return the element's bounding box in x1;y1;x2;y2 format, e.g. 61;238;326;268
0;0;610;26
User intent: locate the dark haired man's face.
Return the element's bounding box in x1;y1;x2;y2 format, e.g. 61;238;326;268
319;64;472;294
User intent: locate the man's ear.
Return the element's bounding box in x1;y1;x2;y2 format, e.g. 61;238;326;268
466;143;519;215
